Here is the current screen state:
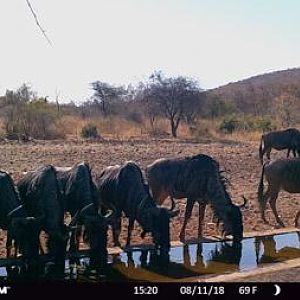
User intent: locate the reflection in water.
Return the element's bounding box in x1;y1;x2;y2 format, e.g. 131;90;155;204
182;242;242;275
255;234;300;264
0;232;300;282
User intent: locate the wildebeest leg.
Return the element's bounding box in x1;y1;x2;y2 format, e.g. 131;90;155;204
6;233;17;279
126;218;135;247
260;187;272;224
292;149;297;157
287;148;291;158
183;244;190;266
112;217;122;247
179;198;194;241
269;192;284;227
6;232;13;258
14;241;19;258
69;228;80;265
254;238;261;264
198;202;206;239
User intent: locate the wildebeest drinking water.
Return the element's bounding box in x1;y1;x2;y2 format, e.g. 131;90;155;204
54;161;113;270
146;154;245;242
0;170;40;273
17;165;68;276
95;161;178;257
258;158;300;227
259;128;300;165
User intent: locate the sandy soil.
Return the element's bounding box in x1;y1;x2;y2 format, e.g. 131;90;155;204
230;267;300;282
0;138;299;257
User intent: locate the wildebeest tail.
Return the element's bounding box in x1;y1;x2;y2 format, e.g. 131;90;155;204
259;135;264;165
257;162;266;211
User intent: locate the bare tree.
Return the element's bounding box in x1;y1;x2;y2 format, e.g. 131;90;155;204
146;71;201;137
90;81;126;117
135;82;161;130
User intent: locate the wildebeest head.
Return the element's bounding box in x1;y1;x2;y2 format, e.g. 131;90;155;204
8;206;40;261
138;198;179;257
69;203;112;269
218;201;244;242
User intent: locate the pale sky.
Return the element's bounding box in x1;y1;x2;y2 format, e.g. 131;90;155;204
0;0;299;103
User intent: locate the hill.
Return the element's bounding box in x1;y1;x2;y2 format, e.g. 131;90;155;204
209;68;300;116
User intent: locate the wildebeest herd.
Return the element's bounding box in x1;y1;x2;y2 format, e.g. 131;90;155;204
0;128;300;280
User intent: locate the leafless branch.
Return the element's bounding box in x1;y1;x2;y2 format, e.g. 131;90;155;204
25;0;52;45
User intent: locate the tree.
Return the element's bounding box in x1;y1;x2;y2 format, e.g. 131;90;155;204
273;92;300;127
135;82;162;130
207;95;236;119
146;71;201;137
90;81;126;117
1;84;63;140
25;98;59;139
2;84;35;139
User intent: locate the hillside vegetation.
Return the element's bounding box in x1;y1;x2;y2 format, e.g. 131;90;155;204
1;68;300;141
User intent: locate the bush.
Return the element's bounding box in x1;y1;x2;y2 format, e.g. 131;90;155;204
126;111;143;123
219;116;277;134
219;117;238;133
81;123;99;138
256;118;276;132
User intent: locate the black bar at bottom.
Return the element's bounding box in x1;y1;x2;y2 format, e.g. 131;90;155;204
0;282;298;299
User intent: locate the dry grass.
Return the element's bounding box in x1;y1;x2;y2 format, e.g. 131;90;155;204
61;115;85;136
29;115;267;142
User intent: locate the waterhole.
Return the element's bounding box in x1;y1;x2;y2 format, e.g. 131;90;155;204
77;231;300;282
1;232;299;282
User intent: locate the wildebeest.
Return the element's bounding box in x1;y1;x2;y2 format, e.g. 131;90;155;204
0;170;40;268
95;161;178;257
55;162;112;269
17;165;67;275
146;154;245;242
258;158;300;227
296;210;300;228
259;128;300;165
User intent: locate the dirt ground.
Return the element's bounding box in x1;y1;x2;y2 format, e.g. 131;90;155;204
231;267;300;282
0;138;299;257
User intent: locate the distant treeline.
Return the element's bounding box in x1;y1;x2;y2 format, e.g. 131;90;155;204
1;69;300;140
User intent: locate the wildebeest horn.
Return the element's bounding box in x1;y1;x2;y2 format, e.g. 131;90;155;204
168;197;176;211
238;196;248;208
168;208;180;218
102;209;114;219
7;205;24;219
68;207;86;227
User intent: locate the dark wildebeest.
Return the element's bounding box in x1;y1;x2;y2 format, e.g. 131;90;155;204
95;161;178;257
258;158;300;227
259;128;300;165
17;165;68;275
146;154;245;242
55;162;112;270
0;170;40;269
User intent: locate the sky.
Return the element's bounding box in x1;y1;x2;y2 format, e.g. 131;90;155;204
0;0;299;103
